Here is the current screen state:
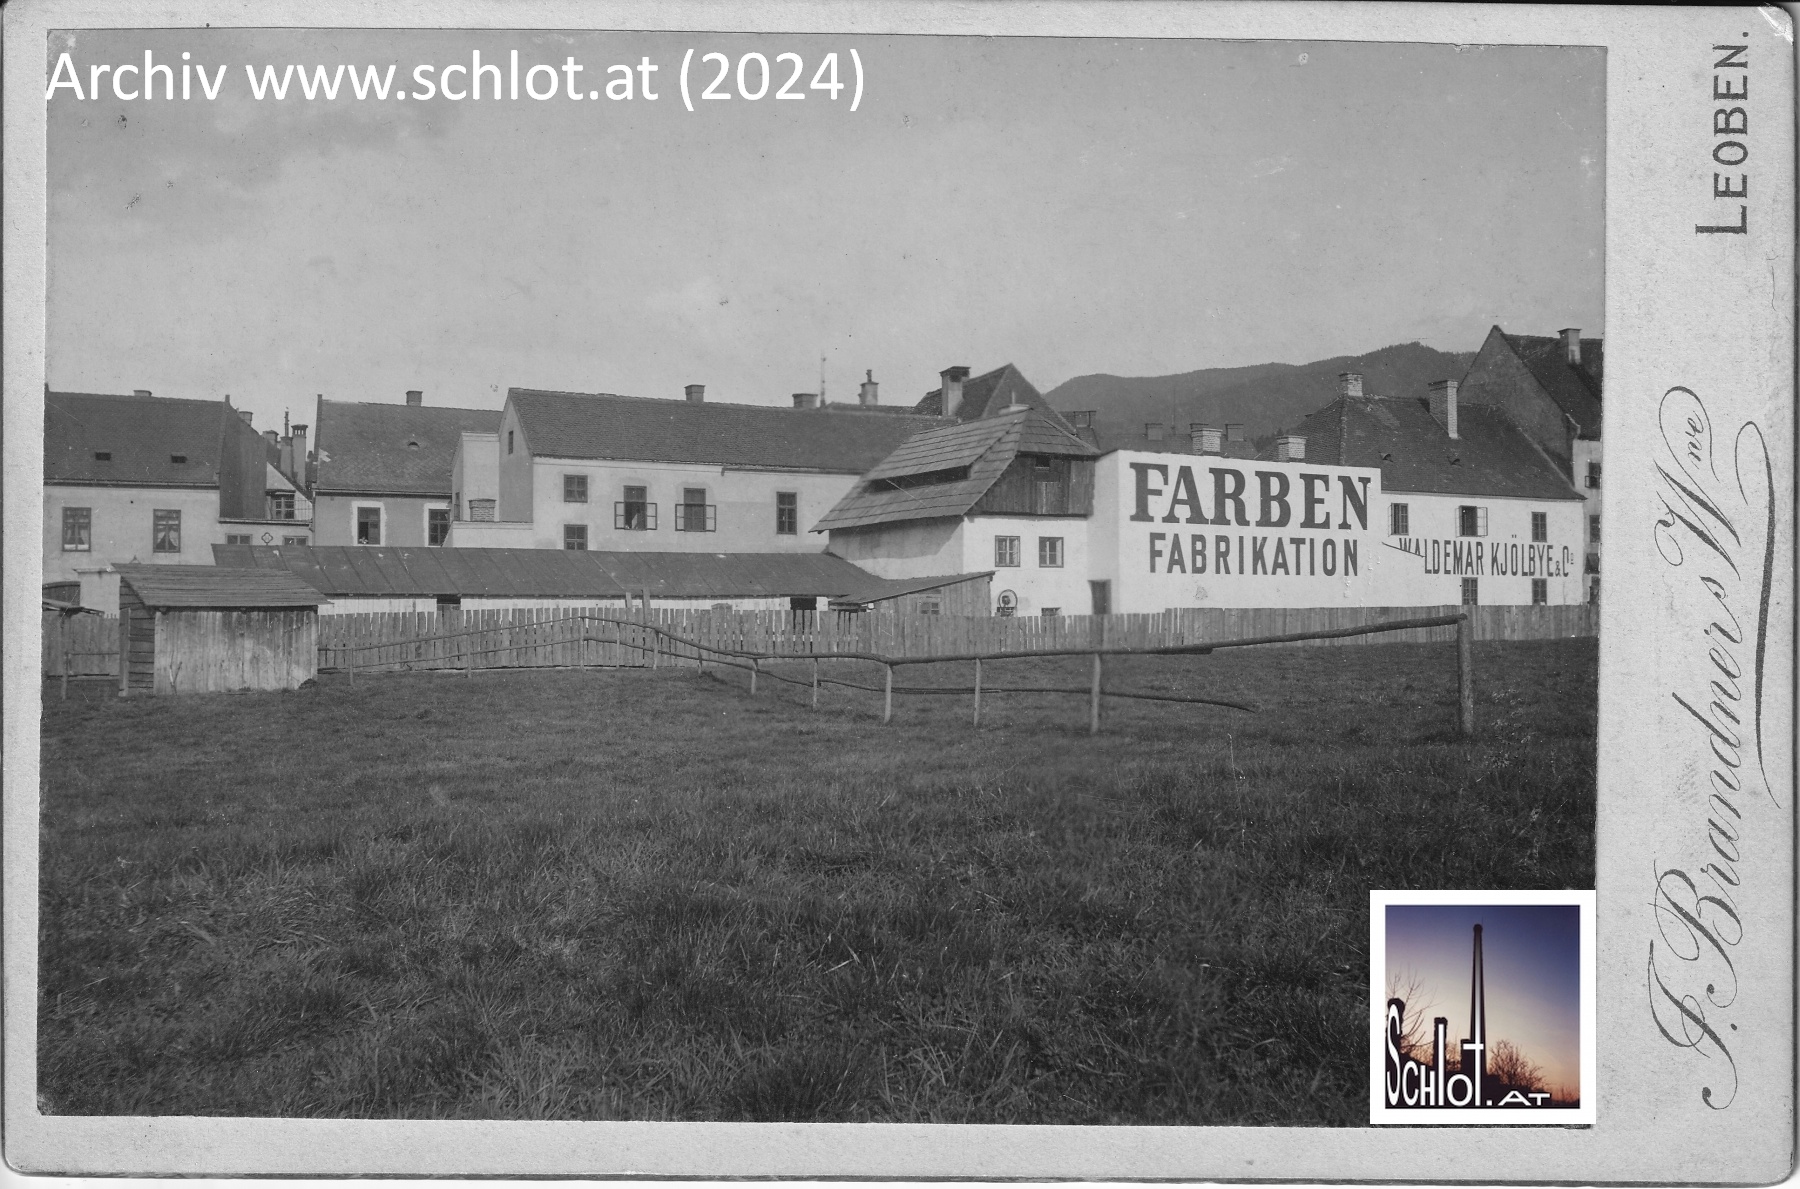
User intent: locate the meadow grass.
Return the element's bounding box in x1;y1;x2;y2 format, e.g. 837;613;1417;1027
38;638;1595;1122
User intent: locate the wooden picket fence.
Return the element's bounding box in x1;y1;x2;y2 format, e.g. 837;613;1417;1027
311;602;1595;675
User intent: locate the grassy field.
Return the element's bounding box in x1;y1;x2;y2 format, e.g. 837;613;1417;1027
38;638;1595;1123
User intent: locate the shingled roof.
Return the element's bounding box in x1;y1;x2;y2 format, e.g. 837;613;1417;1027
116;564;329;608
45;391;231;487
507;389;946;473
814;407;1098;532
913;364;1079;435
214;543;916;602
1501;332;1604;436
313;400;502;497
1292;396;1583;502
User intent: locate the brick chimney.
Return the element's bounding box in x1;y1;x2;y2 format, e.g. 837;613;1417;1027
685;384;705;403
1338;372;1363;398
1193;424;1223;455
939;366;971;418
263;429;279;448
858;369;879;406
1144;422;1166;443
238;409;253;425
405;389;423;406
291;424;308;481
279;432;294;476
1428;379;1459;439
792;392;818;409
1560;328;1581;366
133;389;152;398
1275;434;1306;462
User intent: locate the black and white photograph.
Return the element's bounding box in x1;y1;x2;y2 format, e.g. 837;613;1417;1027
4;3;1792;1183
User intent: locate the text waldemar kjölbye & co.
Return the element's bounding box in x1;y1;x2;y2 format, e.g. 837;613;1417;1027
1130;461;1370;579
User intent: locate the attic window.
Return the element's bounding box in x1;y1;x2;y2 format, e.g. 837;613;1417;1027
406;439;420;450
169;454;187;464
93;451;111;461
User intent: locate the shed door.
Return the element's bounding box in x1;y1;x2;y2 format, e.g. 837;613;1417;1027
1089;580;1111;616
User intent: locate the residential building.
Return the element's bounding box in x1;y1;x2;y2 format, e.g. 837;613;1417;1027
1456;326;1604;600
817;403;1102;618
448;381;944;553
43;388;308;609
312;389;501;548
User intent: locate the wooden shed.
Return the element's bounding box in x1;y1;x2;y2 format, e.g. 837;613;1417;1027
115;565;329;695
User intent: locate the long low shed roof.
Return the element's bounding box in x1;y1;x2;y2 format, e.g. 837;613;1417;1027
117;564;331;609
211;544;970;602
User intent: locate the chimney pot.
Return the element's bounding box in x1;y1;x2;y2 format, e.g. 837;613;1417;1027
133;389;152;398
1338;372;1363;399
1429;379;1460;439
858;370;879;406
685;384;705;403
1560;328;1581;366
405;389;423;406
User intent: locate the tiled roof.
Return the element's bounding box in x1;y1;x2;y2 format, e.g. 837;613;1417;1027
509;389;946;472
45;391;227;487
1501;333;1604;436
313;400;502;497
914;364;1080;435
815;407;1097;532
214;543;892;600
116;564;329;608
1293;396;1583;501
835;571;994;605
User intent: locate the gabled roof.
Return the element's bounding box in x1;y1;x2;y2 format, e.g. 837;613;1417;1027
45;391;228;487
914;364;1079;435
1293;396;1583;501
313;400;502;497
814;407;1098;532
1498;331;1604;436
116;564;329;608
508;388;946;473
214;543;896;601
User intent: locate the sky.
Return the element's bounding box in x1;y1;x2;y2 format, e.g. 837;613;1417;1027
1385;903;1583;1097
46;29;1605;435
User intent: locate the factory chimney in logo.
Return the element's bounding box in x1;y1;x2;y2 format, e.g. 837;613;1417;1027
1384;922;1557;1109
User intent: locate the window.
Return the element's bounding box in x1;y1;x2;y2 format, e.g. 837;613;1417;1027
153;509;182;553
1089;580;1111;615
355;505;382;545
1389;503;1409;536
1585;553;1600;575
428;507;451;546
1038;536;1064;567
1531;511;1547;542
1457;505;1488;537
61;507;90;552
282;535;307;546
269;491;296;520
789;596;817;612
469;498;496;522
564;524;588;550
1460;578;1479;606
995;535;1021;567
616;486;655;530
1041;607;1062;618
918;598;942;615
1532;578;1548;605
1586;461;1601;489
437;595;462;611
1590;514;1601;544
564;474;588;503
92;451;111;462
776;491;798;535
507;430;515;454
1590;577;1600;604
224;533;253;545
676;488;715;532
169;454;187;464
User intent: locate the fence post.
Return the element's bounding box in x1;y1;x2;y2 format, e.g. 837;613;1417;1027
59;615;69;701
348;642;356;687
1090;651;1104;735
811;657;819;709
972;656;982;726
1457;614;1475;738
883;663;893;723
750;656;759;695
